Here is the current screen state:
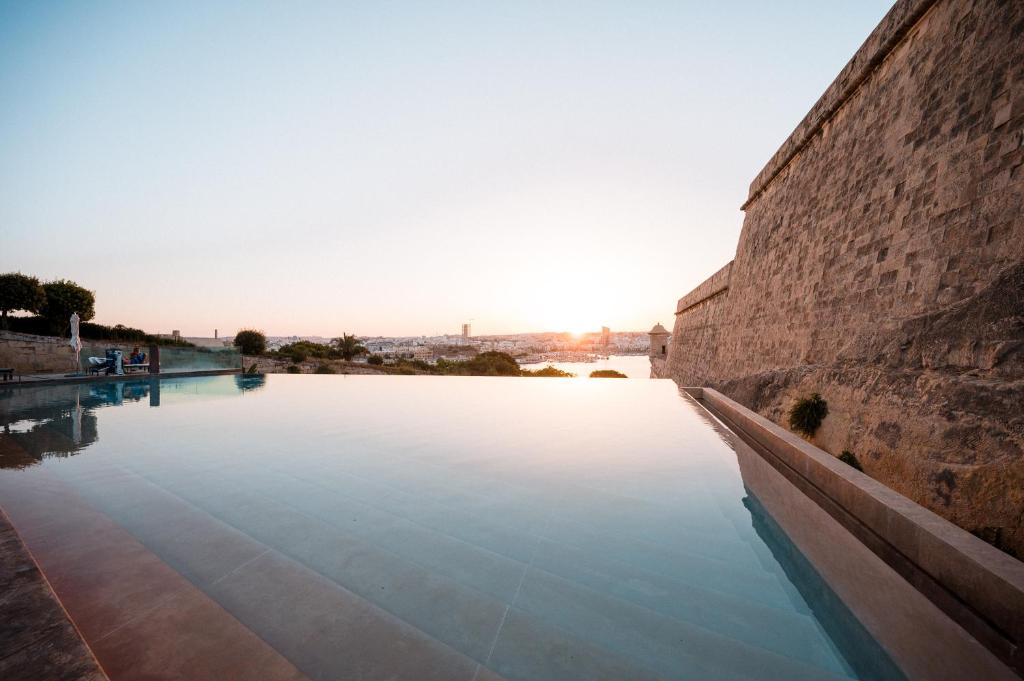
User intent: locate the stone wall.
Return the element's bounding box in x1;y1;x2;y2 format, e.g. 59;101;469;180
660;0;1024;554
0;331;79;374
0;331;136;375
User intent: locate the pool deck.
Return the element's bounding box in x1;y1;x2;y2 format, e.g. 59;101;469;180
0;509;108;681
1;368;242;389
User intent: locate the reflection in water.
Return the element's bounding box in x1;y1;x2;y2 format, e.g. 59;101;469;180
742;492;907;681
0;375;261;469
235;374;267;393
0;381;154;469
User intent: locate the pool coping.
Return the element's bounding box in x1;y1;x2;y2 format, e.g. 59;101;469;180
684;387;1024;676
0;368;242;389
0;507;109;681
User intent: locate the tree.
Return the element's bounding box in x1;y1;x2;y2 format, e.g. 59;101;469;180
332;333;367;361
39;279;95;334
0;272;45;327
233;329;267;355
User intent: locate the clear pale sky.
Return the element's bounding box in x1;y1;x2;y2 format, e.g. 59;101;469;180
0;1;893;337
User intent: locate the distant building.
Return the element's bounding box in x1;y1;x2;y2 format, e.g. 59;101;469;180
600;326;610;346
462;323;471;339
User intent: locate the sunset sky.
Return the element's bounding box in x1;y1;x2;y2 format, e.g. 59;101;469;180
1;1;893;337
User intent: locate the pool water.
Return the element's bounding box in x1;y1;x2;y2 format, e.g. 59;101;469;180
0;375;904;681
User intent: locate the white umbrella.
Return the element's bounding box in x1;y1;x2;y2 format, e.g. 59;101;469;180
69;312;82;372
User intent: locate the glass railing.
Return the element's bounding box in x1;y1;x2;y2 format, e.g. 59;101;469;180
77;344;241;374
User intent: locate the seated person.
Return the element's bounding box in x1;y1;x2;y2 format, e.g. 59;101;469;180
128;347;144;365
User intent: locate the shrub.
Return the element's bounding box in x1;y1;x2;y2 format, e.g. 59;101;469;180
462;351;520;376
788;393;829;436
314;363;335;374
524;365;575;377
276;341;333;361
39;279;95;333
5;316;193;346
590;369;627;378
233;329;266;355
286;364;301;374
839;450;863;471
367;354;384;366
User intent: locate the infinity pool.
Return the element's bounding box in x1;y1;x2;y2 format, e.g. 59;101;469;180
0;375;905;680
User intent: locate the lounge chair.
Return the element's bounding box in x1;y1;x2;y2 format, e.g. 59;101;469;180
87;350;125;376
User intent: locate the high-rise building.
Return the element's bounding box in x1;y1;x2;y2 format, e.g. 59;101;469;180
461;323;471;339
600;326;610;346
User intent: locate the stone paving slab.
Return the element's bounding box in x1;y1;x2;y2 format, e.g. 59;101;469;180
0;509;108;681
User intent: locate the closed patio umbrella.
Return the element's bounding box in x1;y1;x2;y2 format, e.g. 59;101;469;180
69;312;82;374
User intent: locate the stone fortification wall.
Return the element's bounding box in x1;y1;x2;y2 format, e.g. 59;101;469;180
661;0;1024;554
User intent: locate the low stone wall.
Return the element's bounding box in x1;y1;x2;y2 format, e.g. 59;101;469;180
0;331;84;374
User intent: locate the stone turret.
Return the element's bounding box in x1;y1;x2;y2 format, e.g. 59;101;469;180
648;323;670;359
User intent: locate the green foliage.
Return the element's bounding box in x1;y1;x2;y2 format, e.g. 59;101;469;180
274;340;335;362
590;369;627;378
839;450;863;471
524;365;575;377
314;363;336;374
5;316;192;346
788;393;829;436
0;272;45;325
461;351;521;376
233;329;267;355
367;354;384;366
285;364;301;374
39;279;95;333
435;352;575;377
332;333;367;361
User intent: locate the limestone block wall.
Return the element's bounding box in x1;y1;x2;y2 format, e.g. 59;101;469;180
662;0;1024;554
0;331;134;374
0;332;79;374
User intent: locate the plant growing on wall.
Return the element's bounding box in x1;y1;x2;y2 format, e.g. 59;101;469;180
788;393;829;436
838;450;863;471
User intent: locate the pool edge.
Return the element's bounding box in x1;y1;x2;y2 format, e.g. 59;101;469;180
683;386;1024;677
0;506;110;681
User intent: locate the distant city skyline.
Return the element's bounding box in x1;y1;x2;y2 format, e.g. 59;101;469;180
1;1;893;336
